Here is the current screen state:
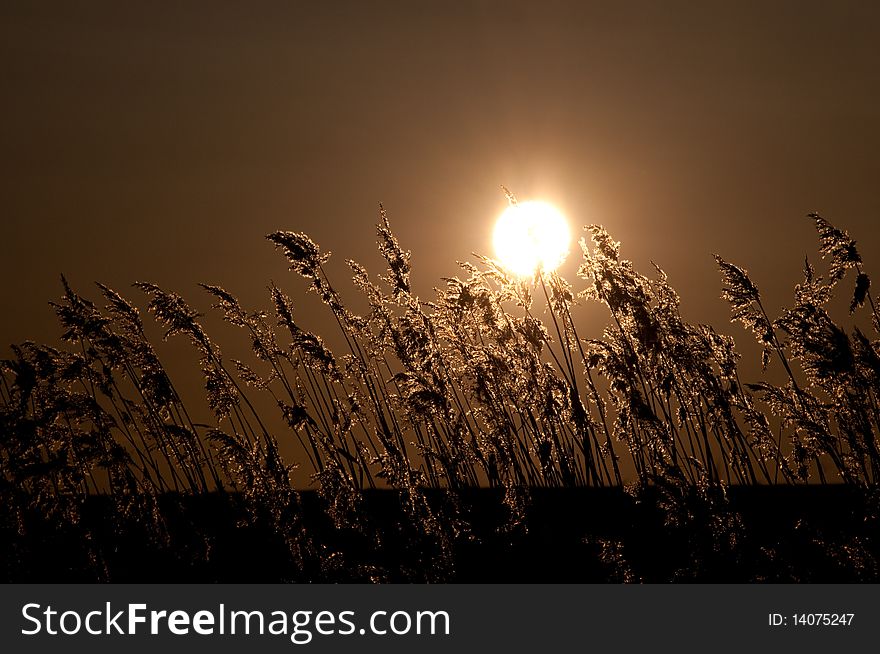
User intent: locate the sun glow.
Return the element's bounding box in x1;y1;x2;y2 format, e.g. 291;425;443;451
493;201;571;278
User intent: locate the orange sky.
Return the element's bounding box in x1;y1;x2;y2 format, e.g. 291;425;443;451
2;1;879;363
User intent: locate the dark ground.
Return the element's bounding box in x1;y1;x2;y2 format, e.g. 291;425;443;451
3;486;877;583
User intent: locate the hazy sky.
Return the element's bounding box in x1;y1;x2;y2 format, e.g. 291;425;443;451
3;1;879;355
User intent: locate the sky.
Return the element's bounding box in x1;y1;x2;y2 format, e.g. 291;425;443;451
2;1;879;364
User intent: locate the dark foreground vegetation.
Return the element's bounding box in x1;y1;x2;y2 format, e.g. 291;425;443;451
2;202;879;581
4;487;877;582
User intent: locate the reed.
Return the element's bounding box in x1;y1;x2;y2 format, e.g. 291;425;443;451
1;203;877;581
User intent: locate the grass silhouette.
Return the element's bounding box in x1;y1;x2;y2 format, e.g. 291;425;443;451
1;203;878;581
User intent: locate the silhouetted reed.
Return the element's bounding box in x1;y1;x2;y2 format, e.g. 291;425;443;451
1;201;877;581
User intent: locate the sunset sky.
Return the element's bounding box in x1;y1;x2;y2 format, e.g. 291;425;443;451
3;1;879;356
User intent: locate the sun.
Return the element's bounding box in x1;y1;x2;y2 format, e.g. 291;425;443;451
493;201;571;278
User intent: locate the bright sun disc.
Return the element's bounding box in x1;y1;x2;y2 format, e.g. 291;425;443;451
493;201;571;278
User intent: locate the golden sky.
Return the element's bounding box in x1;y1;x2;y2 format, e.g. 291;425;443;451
2;1;879;354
